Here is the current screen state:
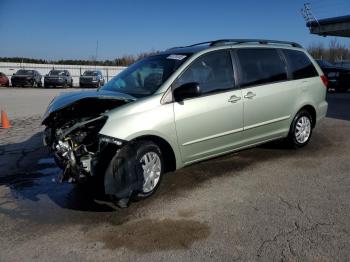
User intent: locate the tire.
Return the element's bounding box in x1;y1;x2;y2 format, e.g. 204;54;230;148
38;81;42;88
285;110;313;148
134;141;164;199
105;140;164;207
70;80;73;88
63;81;68;89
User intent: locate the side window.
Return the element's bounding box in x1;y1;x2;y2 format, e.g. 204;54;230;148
174;50;234;95
237;48;287;88
283;49;318;80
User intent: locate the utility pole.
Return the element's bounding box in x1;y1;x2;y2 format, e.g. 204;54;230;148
95;40;99;63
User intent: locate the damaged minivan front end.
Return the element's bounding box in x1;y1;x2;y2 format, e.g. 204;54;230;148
42;90;134;183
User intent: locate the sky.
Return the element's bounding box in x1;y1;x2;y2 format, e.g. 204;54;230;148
0;0;349;61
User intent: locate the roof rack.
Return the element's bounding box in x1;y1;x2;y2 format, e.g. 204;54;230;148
168;39;302;50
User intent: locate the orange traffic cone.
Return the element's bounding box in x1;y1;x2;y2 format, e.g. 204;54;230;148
1;110;11;129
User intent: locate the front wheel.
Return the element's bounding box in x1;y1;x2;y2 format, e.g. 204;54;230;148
285;110;313;148
135;141;163;199
105;140;164;208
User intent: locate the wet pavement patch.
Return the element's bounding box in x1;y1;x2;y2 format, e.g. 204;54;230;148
93;218;210;252
0;157;120;227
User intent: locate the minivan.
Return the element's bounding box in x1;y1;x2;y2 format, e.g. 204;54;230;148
42;39;328;207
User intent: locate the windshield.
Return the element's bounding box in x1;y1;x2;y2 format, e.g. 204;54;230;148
83;71;98;76
316;60;334;67
101;54;189;97
49;70;65;76
16;70;33;75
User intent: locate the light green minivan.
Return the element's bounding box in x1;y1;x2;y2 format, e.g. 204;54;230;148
43;39;328;206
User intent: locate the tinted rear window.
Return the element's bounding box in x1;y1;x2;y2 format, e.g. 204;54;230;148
237;48;287;88
283;50;318;80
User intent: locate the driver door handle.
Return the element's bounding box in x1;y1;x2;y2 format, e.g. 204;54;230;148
228;95;241;103
244;92;256;99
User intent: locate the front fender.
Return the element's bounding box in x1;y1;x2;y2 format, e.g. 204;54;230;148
100;96;183;169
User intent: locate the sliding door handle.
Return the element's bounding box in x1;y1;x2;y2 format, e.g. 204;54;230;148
244;92;256;99
228;95;241;103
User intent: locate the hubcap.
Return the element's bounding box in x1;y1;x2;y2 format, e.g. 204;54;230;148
295;116;311;144
140;152;161;193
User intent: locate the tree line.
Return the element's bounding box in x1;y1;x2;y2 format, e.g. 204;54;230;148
307;38;350;63
1;39;350;66
0;50;160;67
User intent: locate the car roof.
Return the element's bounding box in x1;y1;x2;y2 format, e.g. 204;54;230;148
161;39;303;56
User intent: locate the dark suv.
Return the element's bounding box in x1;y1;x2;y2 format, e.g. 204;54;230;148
44;70;73;88
79;70;105;88
316;59;350;92
11;69;42;87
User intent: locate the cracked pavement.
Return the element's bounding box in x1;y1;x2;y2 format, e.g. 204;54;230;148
0;89;349;261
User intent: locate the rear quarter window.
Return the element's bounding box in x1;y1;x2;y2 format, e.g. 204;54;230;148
283;49;318;80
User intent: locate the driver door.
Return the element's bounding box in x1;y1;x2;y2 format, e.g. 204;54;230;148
173;50;244;164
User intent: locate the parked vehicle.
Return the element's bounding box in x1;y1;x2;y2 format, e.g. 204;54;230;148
11;69;42;87
44;70;73;88
315;59;350;92
0;72;9;87
42;39;328;207
79;70;105;88
334;60;350;70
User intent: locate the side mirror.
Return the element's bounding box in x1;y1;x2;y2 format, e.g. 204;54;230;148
173;82;201;102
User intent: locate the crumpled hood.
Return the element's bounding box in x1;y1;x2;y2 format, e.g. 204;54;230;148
42;89;136;125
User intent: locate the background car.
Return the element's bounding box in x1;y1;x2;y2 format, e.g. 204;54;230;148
11;69;42;87
79;70;105;88
44;69;73;88
316;59;350;92
335;60;350;70
0;72;9;87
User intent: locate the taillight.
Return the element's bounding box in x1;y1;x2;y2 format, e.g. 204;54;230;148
320;75;328;88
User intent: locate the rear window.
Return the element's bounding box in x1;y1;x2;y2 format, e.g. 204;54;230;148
283;50;318;80
236;48;287;88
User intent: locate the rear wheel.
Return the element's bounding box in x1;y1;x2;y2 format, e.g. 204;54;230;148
286;110;313;148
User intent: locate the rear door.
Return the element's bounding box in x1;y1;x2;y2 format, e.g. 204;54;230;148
173;50;244;164
235;48;296;144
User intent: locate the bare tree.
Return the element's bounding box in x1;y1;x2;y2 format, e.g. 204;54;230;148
307;38;350;63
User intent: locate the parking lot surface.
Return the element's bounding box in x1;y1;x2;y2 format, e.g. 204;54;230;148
0;88;349;261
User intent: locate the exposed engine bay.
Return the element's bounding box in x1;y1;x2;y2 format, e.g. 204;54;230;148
42;95;132;184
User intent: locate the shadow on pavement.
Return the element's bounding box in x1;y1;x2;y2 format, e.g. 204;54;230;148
326;92;350;121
